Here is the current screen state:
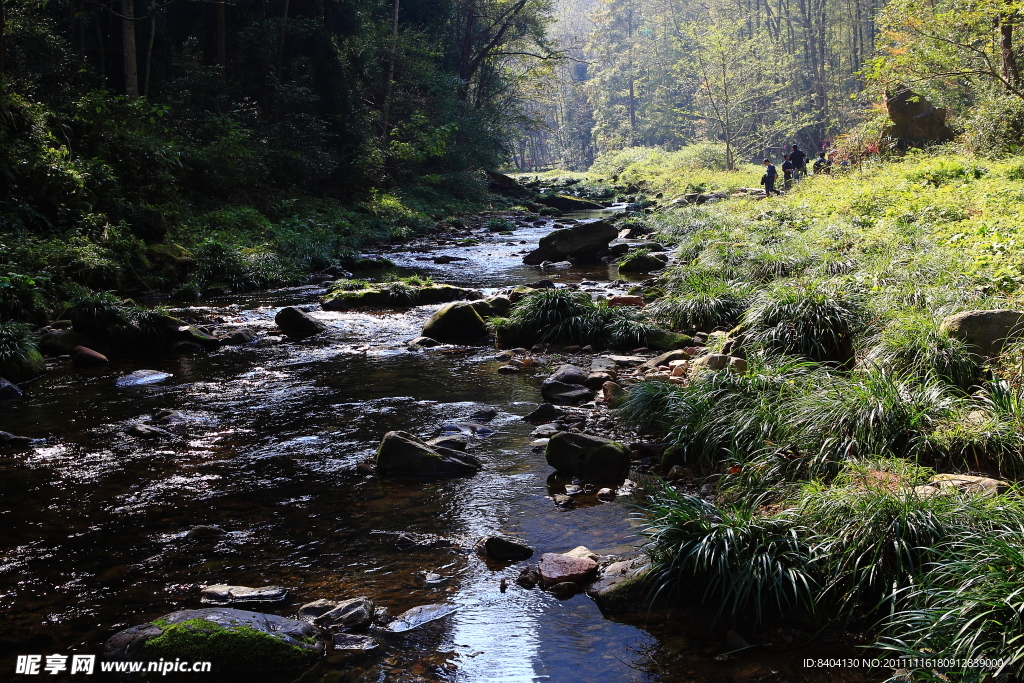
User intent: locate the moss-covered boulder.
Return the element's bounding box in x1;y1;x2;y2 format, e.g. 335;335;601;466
420;301;488;345
545;431;630;478
617;250;668;272
375;430;482;476
322;284;479;311
646;329;693;351
470;295;513;318
536;194;604;212
102;608;325;672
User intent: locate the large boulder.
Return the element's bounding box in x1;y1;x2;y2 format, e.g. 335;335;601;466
535;194;604;212
375;431;482;476
883;87;955;142
275;307;326;339
647;330;694;351
544;431;630;478
486;171;530;196
546;364;588;385
420;302;488;345
940;309;1024;357
102;608;325;672
538;552;598;586
523;221;619;265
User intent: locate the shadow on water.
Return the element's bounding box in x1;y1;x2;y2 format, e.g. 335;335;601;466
0;219;875;683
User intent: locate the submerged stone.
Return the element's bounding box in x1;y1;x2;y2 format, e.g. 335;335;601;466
114;370;172;387
375;430;482;476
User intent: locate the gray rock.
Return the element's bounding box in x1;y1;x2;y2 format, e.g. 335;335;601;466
385;603;459;633
541;379;593;405
332;633;378;653
590;357;618;375
420;301;488;345
410;336;442;348
0;377;22;399
103;608;324;671
114;370;172;387
547;364;588;385
0;431;32;448
941;309;1024;357
427;434;469;451
523;403;564;424
586;557;649;611
127;423;172;439
545;431;630;478
185;525;224;539
689;353;732;374
375;431;482;476
315;597;374;631
201;585;288;605
274;307;326;339
523;221;619;265
531;423;562;438
221;328;257;345
641;349;691;369
475;536;534;561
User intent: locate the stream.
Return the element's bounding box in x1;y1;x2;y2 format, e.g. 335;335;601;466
0;213;866;682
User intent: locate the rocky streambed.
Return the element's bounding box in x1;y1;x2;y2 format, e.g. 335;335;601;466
0;212;871;682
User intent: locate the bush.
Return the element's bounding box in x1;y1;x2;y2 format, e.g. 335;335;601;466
0;319;45;381
644;270;748;331
959;94;1024;158
742;281;865;365
865;312;981;390
67;291;134;342
639;484;817;621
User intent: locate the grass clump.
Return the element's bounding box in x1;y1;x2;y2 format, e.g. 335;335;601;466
491;288;655;349
485;217;516;232
0;320;45;382
643;269;748;332
866;312;981;390
742;281;865;365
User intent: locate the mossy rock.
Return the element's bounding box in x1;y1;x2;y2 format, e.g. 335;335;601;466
586;558;650;612
103;608;325;672
375;430;481;476
618;251;668;272
660;443;686;470
545;431;630;478
421;301;488;345
647;329;693;351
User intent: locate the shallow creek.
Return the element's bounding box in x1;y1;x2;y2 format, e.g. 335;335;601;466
0;216;868;682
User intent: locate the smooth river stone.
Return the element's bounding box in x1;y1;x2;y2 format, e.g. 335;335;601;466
539;552;598;586
201;585;288;605
114;369;172;387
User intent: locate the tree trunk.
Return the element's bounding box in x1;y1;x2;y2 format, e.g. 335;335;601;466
1;0;5;82
274;0;289;122
217;1;227;93
95;5;106;79
1002;7;1021;89
143;0;156;97
381;0;400;138
122;0;138;97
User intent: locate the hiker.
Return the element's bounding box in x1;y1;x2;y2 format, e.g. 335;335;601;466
813;151;831;174
762;158;781;197
782;154;794;190
790;144;807;180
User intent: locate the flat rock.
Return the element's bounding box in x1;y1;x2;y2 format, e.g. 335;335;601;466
539;552;598;586
641;349;691;369
609;355;647;367
332;633;378;653
540;379;593;405
114;370;172;387
221;328;257;345
427;434;469;451
531;423;562;438
591;357;618;374
475;536;534;561
201;585;288;605
385;603;459;633
546;364;588;385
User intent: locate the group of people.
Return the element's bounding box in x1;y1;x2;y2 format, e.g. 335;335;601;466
761;144;833;196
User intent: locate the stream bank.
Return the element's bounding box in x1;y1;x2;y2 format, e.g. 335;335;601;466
0;212;874;682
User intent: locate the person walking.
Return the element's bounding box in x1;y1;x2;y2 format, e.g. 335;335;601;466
782;154;794;190
789;144;807;180
813;151;831;175
762;158;781;197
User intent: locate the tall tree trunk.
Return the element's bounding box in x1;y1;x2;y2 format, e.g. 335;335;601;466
381;0;400;138
1;0;5;82
122;0;138;97
274;0;289;122
95;5;106;79
143;0;156;96
1002;8;1021;89
217;1;227;93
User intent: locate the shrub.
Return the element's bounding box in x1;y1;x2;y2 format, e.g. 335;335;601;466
742;281;865;365
66;291;134;342
485;217;515;232
644;270;748;331
0;319;45;382
865;312;981;390
639;484;817;621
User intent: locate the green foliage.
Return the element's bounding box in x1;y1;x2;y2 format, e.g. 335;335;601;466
145;619;317;671
866;312;981;390
485;217;516;232
0;320;45;382
66;291;134;342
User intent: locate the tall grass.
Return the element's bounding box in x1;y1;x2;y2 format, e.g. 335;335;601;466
0;319;45;381
644;269;749;332
866;312;981;390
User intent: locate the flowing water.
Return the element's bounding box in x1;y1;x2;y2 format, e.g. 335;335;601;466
0;215;869;683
